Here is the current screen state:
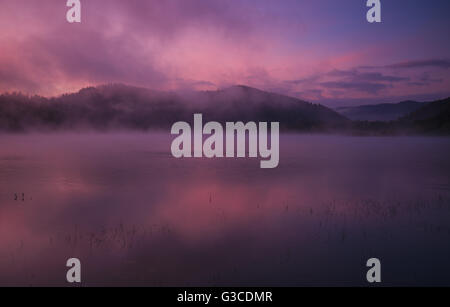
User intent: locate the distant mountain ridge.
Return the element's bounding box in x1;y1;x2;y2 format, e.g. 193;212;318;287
399;97;450;133
336;100;428;121
0;84;349;132
1;84;449;134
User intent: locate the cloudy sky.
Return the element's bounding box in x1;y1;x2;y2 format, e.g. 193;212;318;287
0;0;449;106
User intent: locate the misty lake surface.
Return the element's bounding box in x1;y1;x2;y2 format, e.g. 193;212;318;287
1;133;450;286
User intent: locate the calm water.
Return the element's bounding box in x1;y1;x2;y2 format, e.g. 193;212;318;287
0;133;450;286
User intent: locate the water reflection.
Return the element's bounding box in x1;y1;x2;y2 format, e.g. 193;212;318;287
0;133;450;286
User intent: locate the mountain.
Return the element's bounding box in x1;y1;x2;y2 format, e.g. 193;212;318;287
399;97;450;133
336;100;428;121
188;85;349;130
0;84;349;132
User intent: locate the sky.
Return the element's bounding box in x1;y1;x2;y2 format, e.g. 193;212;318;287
0;0;449;106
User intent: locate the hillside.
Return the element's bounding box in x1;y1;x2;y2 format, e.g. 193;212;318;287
400;97;450;133
0;84;349;132
336;101;428;121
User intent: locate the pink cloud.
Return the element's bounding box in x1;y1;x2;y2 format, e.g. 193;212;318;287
0;0;449;104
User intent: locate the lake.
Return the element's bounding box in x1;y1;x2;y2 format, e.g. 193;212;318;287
0;133;449;286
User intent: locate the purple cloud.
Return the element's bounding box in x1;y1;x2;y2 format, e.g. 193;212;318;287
320;81;389;94
386;59;450;69
328;69;409;83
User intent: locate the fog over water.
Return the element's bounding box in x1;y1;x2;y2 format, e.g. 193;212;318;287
0;133;450;286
